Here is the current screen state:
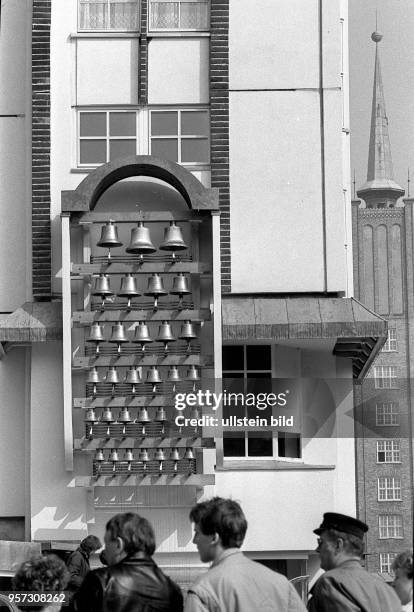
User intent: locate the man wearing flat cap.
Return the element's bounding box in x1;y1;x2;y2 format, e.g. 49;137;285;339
308;512;401;612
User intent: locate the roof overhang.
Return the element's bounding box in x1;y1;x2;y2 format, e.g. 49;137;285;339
222;296;387;380
0;302;62;348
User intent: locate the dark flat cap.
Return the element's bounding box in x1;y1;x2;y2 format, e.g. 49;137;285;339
314;513;369;539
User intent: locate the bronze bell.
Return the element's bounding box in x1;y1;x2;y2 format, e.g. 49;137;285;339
156;321;176;351
87;366;100;396
155;407;167;422
92;274;113;310
147;366;162;392
133;322;153;351
180;320;197;351
145;274;167;310
109;448;119;462
109;322;129;353
97;221;122;260
85;408;98;423
184;447;194;460
167;365;181;393
87;322;105;354
102;407;114;423
159;221;188;259
126;222;156;258
105;366;120;384
170;448;180;461
118;274;140;310
137;406;150;435
125;448;134;462
154;448;165;461
170;273;190;309
95;448;105;462
186;365;200;381
139;449;149;468
118;407;132;423
124;367;142;394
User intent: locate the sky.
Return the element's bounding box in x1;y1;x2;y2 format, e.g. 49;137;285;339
349;0;414;197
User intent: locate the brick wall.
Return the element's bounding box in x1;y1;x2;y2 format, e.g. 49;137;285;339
139;0;148;104
210;0;230;292
32;0;52;300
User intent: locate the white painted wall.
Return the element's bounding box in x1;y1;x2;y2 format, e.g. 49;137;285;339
77;39;139;105
148;38;209;104
0;0;31;310
0;349;27;516
30;343;87;541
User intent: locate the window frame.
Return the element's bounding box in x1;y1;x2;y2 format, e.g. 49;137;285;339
382;329;397;352
150;108;210;167
374;365;398;389
148;0;210;32
78;0;141;32
379;552;397;574
377;477;402;501
378;515;403;539
376;440;401;463
376;402;400;426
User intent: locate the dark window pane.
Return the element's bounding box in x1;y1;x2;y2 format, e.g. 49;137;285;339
278;433;301;458
109;139;136;161
222;346;244;370
181;138;209;163
247;432;273;456
223;433;245;457
151;112;178;136
151;138;178;162
80;112;106;137
80;140;106;164
223;375;244;419
109;112;136;136
246;345;271;370
181;111;209;135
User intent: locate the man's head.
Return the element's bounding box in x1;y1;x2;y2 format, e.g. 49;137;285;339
189;497;247;563
313;513;368;571
104;513;156;566
13;554;69;609
80;535;102;555
392;550;413;606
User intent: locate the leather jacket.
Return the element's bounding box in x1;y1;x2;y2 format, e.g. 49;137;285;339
71;553;183;612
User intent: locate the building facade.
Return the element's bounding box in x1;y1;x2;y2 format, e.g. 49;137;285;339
352;32;414;575
0;0;387;589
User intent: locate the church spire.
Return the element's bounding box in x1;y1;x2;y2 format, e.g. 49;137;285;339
357;31;404;208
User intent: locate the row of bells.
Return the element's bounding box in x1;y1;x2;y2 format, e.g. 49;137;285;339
94;447;195;462
87;321;197;349
97;221;188;258
85;406;200;424
93;272;190;299
87;365;200;386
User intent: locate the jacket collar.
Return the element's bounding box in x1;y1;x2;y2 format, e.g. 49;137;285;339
211;548;242;568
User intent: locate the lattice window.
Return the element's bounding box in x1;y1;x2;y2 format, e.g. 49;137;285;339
149;0;209;30
379;552;397;573
382;329;397;352
379;515;403;538
79;0;139;31
376;402;399;426
374;365;398;389
378;477;402;501
377;440;401;463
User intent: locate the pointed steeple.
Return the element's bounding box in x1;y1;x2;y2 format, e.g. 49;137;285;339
357;31;404;208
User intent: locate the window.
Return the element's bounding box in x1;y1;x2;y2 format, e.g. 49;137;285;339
150;110;210;165
378;477;402;501
78;111;137;166
379;515;403;539
79;0;140;31
382;329;397;352
376;402;399;426
221;345;301;460
374;366;397;389
379;552;397;573
149;0;209;31
377;440;401;463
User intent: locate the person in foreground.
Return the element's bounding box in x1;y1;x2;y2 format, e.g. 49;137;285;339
184;496;306;612
66;535;102;595
308;512;401;612
71;512;183;612
392;550;413;612
12;554;69;612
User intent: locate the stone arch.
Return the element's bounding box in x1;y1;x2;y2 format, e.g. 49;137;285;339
61;155;218;212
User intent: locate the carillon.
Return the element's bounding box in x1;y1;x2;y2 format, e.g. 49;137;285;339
92;274;113;311
126;221;156;260
167;365;181;393
179;320;197;352
155;407;167;435
86;322;105;354
146;365;162;393
170;273;190;309
96;220;122;261
133;321;153;351
156;321;176;351
124;367;142;394
159;221;188;260
105;366;120;396
145;273;167;310
86;366;100;396
137;407;150;435
117;274;140;310
109;322;128;354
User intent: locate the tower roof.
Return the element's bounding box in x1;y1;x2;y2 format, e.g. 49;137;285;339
357;31;404;206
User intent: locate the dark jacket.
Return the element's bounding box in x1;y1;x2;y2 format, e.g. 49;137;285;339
308;559;402;612
71;553;183;612
67;548;91;591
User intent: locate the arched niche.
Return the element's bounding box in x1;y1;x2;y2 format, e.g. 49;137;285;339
61;156;219;212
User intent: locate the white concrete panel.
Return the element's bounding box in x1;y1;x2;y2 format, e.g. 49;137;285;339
148;39;209;104
0;350;26;515
229;0;319;90
0;0;29;114
77;39;138;105
30;344;87;541
229;90;325;293
324;90;348;291
0;119;28;310
322;0;342;89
